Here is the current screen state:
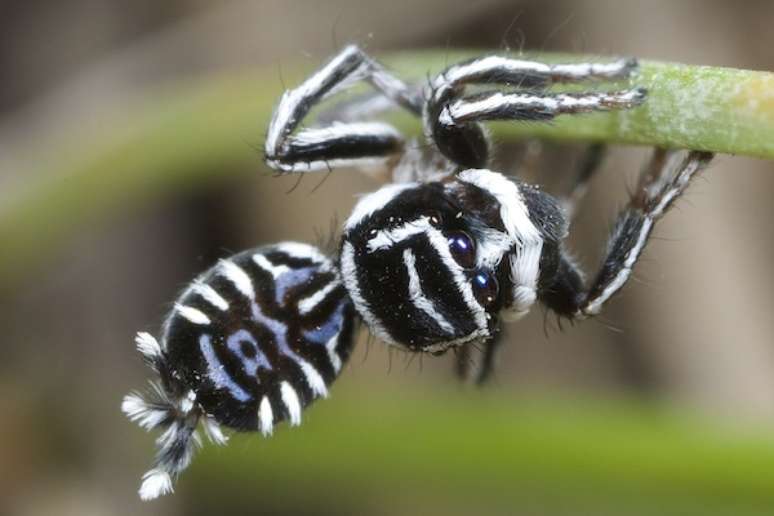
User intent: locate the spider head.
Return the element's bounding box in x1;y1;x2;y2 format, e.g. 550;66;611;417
340;169;567;353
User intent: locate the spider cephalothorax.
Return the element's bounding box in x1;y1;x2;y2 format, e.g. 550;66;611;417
123;45;713;499
340;169;566;353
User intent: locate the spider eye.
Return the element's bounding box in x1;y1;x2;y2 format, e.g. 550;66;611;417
447;231;476;269
427;210;443;228
472;270;499;308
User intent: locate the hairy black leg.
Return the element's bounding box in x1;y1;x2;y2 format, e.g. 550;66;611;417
433;55;638;93
446;88;646;126
561;143;608;220
537;253;586;318
424;55;644;170
455;333;503;385
264;45;421;173
539;149;714;319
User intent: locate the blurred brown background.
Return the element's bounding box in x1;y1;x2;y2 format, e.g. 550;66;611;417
1;1;774;515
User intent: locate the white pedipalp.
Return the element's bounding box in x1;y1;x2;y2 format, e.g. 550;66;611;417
457;169;544;318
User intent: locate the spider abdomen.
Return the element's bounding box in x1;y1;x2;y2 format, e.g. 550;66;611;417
162;243;355;432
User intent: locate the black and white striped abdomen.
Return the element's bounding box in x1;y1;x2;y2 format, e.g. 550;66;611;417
162;242;355;432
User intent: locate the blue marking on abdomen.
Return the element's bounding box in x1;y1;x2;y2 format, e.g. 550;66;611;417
274;267;318;305
226;329;272;376
303;300;347;344
199;334;252;402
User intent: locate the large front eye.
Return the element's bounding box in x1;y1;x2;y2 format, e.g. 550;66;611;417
447;231;476;269
472;270;499;308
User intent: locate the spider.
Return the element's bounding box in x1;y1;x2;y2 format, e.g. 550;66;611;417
122;45;713;500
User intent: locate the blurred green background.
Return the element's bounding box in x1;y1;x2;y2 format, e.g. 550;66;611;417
2;1;774;515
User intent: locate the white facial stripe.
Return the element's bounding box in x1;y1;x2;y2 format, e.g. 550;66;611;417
423;227;489;332
298;280;340;315
403;249;455;335
175;304;211;325
191;282;229;311
340;241;396;345
367;216;430;252
457;169;542;244
258;396;274;436
280;381;302;426
218;259;255;300
252;253;291;279
345;182;419;231
361;216;488;335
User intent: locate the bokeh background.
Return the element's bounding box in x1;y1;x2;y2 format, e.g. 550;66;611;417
2;1;774;515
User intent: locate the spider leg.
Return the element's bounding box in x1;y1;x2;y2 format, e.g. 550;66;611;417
539;149;714;319
561;143;608;221
425;55;644;169
317;86;424;125
455;333;503;385
446;88;646;125
433;55;639;92
265;45;421;174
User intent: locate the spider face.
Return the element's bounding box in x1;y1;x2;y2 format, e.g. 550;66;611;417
340;169;562;353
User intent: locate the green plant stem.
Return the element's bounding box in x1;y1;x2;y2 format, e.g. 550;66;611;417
2;51;774;285
183;387;774;515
